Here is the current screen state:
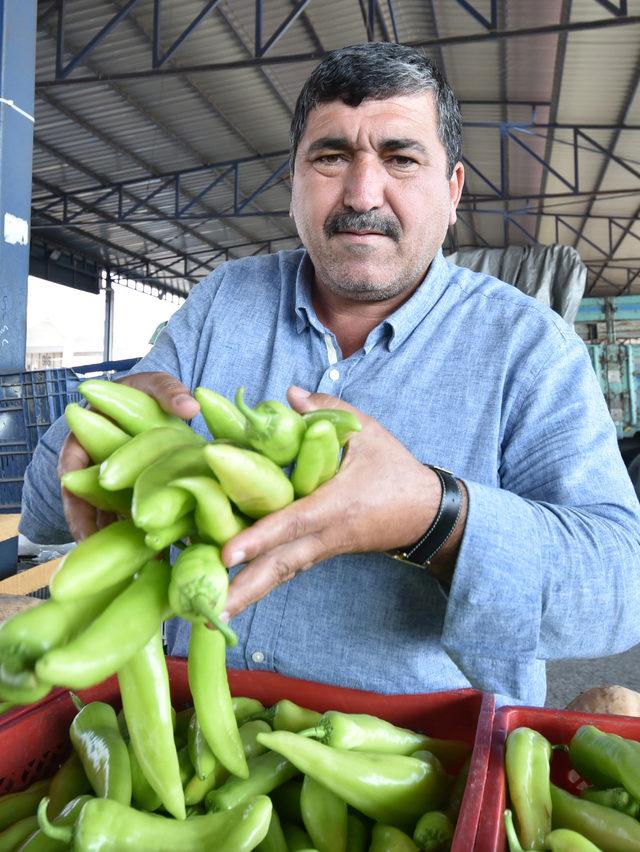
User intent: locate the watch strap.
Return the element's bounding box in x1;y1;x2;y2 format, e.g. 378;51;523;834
393;465;462;567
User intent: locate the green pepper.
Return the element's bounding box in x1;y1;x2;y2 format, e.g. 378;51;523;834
78;379;193;437
412;810;454;851
49;519;155;601
581;786;640;817
99;426;204;492
188;622;248;778
298;711;463;760
188;713;217;781
300;774;348;852
281;822;315;851
257;730;449;830
0;701;14;715
168;543;237;647
61;465;132;515
70;698;131;804
47;752;92;819
233;697;266;726
258;699;322;733
0;780;50;833
204;443;294;518
0;579;128;662
570;725;640;800
255;808;288;852
184;719;271;806
446;754;470;820
37;794;273;851
170;476;248;545
291;419;340;497
194;387;250;445
177;744;194;787
302;410;362;447
545;827;603;852
132;445;210;532
235;387;306;466
369;824;419;851
144;513;195;551
205;749;299;812
117;628;185;820
505;727;552;851
346;811;370;852
22;794;93;852
174;707;194;743
0;664;51;704
65;402;130;463
0;814;39;851
129;740;162;812
269;777;303;824
550;783;640;850
37;559;171;689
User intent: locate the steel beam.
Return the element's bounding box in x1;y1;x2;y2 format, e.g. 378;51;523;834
0;0;37;372
35;13;640;87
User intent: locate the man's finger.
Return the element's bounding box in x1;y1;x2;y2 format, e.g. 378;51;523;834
287;386;368;419
57;433;90;477
61;486;98;542
224;534;325;617
120;371;200;420
221;483;335;568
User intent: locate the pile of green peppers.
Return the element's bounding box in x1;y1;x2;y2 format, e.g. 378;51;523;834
0;693;473;851
504;723;640;852
0;380;474;848
0;380;362;708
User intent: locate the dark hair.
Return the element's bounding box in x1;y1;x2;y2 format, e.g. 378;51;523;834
290;43;462;178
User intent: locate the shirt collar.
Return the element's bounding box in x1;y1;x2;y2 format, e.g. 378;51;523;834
293;249;451;351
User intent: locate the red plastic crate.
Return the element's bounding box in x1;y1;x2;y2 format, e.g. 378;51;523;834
475;704;640;850
0;658;494;850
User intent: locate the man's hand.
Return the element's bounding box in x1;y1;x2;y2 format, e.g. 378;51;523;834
221;387;467;618
58;371;199;542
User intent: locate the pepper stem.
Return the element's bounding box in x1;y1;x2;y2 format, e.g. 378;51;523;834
70;692;85;711
503;810;525;852
37;798;73;843
297;726;323;738
192;594;238;648
234;387;262;430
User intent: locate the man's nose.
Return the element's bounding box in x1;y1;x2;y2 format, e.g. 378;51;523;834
342;156;385;212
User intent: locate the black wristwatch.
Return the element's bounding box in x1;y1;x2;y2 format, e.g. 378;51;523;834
389;465;462;567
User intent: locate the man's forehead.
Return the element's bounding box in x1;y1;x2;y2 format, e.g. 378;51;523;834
300;92;438;144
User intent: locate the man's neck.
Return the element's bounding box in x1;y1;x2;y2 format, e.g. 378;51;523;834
311;283;414;359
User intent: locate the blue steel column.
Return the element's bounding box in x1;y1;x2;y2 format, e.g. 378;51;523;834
0;0;37;372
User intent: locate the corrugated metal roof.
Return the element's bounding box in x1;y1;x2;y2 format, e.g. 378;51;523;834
30;0;640;297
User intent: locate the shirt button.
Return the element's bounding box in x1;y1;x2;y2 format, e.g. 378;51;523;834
251;650;265;663
329;368;340;381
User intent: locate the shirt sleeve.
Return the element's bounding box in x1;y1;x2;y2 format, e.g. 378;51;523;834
19;268;224;544
441;331;640;701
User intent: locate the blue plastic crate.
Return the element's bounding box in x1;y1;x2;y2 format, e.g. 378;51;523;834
0;359;139;512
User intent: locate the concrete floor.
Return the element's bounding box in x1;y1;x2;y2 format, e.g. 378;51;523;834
545;643;640;708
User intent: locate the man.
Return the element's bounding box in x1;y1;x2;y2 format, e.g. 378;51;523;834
21;43;640;706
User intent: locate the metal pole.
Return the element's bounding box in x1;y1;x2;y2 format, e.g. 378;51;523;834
103;270;114;360
0;0;37;372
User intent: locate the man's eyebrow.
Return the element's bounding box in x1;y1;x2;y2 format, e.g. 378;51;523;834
305;136;429;156
305;137;351;154
379;138;428;155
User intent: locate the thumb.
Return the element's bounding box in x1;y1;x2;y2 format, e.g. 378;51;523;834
287;386;360;416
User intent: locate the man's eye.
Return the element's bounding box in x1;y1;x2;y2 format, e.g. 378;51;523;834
315;154;345;164
388;156;417;168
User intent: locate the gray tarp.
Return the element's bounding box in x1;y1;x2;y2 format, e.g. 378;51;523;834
447;244;587;324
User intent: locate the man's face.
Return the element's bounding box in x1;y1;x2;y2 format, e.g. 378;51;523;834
290;92;464;302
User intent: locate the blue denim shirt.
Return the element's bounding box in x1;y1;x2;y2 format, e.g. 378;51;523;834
20;250;640;706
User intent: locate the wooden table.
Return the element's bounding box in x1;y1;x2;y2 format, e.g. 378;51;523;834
0;513;62;595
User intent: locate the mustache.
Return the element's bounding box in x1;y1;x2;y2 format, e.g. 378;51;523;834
324;211;402;242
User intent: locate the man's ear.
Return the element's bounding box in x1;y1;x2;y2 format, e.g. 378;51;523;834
448;162;465;226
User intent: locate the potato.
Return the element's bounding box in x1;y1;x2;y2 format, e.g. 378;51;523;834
565;685;640;717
